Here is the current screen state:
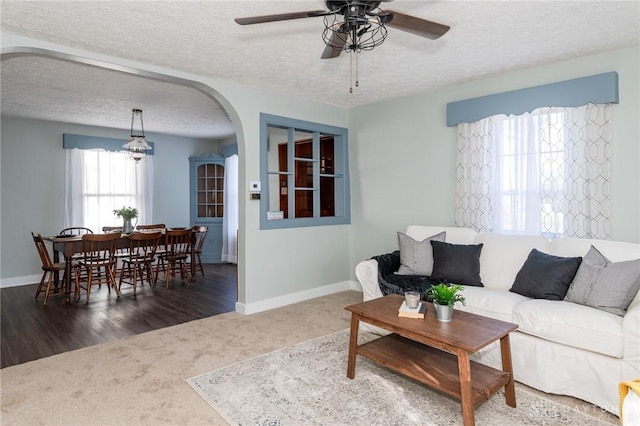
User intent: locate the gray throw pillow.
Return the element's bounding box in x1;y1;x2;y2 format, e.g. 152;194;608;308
510;249;582;300
396;231;446;276
564;245;640;316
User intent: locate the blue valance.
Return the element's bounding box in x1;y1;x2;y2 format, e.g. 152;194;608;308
63;133;155;155
446;72;619;127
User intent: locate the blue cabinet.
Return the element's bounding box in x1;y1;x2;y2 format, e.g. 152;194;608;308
189;154;225;263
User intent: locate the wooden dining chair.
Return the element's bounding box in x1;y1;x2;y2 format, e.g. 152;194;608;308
137;223;168;271
157;228;193;288
74;232;121;303
58;227;95;263
136;223;166;232
59;227;94;236
118;231;162;296
32;232;78;305
101;226;123;233
189;226;208;277
101;227;127;260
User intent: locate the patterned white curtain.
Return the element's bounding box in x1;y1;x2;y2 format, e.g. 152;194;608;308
455;103;611;239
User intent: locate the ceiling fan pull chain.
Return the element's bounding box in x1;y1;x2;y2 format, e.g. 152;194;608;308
355;52;360;88
349;51;353;93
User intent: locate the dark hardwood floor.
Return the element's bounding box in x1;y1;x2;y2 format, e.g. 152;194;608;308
1;263;237;369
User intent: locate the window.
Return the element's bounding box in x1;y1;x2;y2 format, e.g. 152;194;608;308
260;114;350;229
64;148;153;232
496;109;568;237
456;103;611;239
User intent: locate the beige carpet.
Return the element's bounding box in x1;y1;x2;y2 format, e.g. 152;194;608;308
0;291;617;425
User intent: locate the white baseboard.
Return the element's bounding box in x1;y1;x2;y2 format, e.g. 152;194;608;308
235;280;363;315
1;274;40;288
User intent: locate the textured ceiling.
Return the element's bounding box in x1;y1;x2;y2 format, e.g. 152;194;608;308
1;55;234;138
1;0;639;139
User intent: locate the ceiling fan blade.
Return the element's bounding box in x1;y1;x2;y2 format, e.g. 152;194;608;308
235;10;328;25
384;10;450;39
321;31;347;59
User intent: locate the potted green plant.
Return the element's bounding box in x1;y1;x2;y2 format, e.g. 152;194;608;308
113;206;138;234
426;283;466;322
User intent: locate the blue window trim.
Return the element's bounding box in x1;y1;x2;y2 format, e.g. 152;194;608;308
259;113;351;230
446;72;619;126
63;133;155;155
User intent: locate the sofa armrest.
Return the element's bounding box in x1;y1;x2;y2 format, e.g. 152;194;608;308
355;251;401;302
623;302;640;373
355;259;384;302
355;258;393;336
372;251;400;276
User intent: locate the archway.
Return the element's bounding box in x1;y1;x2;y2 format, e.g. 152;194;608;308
0;47;246;306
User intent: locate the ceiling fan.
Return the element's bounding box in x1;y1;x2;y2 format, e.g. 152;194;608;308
235;1;450;60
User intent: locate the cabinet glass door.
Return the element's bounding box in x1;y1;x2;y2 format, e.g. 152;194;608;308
197;163;225;218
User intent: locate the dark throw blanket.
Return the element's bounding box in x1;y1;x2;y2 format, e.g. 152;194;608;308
372;251;446;300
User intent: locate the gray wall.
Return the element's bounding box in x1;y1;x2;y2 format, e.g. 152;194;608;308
348;45;640;272
0;116;217;284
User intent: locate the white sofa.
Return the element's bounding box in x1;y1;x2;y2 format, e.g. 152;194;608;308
355;225;640;415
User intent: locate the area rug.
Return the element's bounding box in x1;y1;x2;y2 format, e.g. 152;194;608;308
187;329;609;426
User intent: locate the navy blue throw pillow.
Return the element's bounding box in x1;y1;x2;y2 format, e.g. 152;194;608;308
510;249;582;300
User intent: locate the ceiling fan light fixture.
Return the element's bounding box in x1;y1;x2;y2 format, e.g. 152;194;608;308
122;108;151;163
321;13;387;53
322;11;388;93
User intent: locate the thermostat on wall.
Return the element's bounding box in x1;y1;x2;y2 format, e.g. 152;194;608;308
249;181;261;192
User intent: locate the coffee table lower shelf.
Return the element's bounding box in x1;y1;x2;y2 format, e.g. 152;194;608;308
357;334;512;407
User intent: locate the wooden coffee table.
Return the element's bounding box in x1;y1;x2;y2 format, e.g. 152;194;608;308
345;294;518;426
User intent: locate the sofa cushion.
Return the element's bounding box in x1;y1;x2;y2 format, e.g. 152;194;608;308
405;226;477;245
456;286;529;323
475;232;550;291
510;249;582;300
431;241;483;287
396;231;445;276
564;245;640;316
513;299;624;358
549;237;640;263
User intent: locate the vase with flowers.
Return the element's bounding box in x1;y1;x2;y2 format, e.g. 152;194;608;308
113;206;138;234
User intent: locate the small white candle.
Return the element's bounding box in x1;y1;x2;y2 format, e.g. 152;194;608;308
404;291;420;308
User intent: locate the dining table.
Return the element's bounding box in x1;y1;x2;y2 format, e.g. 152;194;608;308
45;230;196;303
